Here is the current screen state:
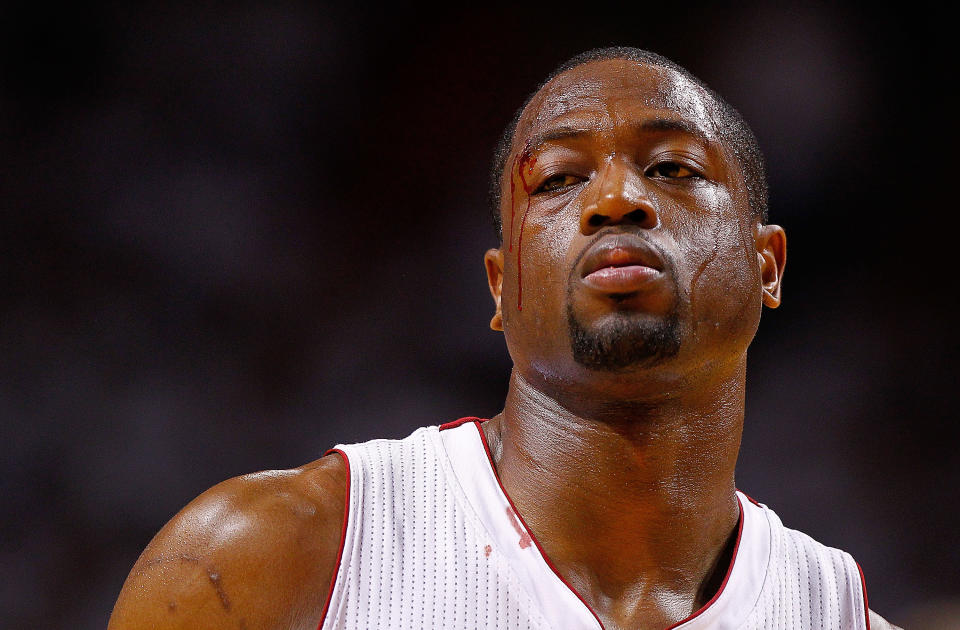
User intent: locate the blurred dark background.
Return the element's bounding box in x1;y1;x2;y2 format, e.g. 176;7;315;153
1;3;954;628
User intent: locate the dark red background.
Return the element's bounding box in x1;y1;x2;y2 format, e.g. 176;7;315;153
1;3;953;628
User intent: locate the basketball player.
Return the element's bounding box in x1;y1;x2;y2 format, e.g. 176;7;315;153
108;48;902;630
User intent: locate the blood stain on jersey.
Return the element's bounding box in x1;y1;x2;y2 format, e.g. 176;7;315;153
505;507;533;549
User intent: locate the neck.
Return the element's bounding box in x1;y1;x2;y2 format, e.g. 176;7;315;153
484;364;745;629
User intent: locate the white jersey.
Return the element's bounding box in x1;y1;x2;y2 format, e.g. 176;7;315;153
319;418;869;629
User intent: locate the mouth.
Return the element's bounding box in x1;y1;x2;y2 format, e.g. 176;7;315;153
579;235;664;295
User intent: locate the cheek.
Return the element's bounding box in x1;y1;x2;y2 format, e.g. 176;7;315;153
501;205;578;334
668;188;758;325
508;202;578;289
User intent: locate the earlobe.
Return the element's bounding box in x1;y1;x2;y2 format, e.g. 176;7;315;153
484;248;505;331
755;224;786;309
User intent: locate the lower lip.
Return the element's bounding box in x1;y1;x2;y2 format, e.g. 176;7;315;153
582;265;660;292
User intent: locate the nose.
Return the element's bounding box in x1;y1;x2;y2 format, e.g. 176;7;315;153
579;158;659;235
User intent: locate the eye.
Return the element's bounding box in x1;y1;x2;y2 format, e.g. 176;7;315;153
646;161;699;179
535;174;583;194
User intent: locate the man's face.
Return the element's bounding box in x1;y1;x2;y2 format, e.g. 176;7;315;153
485;59;783;393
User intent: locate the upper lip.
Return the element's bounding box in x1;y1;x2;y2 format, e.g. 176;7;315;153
580;234;665;279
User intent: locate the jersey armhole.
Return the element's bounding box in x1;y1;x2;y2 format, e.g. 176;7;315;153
316;448;352;630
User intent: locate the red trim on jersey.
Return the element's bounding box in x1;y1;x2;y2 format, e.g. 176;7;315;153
471;419;746;630
857;561;871;630
739;491;763;508
317;448;351;630
469;420;607;629
663;496;744;629
439;416;483;431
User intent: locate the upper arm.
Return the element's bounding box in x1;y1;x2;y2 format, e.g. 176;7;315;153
108;453;347;630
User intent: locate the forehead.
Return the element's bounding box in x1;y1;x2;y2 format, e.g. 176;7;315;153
515;59;720;152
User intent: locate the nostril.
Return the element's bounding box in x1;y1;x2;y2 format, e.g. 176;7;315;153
625;208;647;223
588;214;607;227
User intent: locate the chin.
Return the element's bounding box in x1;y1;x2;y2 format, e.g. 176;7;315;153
567;307;682;372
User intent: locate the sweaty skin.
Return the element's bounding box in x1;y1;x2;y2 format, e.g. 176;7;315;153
109;59;902;630
108;456;347;630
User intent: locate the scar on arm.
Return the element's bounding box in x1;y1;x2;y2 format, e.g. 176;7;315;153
206;569;231;611
135;554;233;613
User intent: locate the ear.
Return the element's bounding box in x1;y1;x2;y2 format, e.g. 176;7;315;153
755;224;786;308
484;248;505;331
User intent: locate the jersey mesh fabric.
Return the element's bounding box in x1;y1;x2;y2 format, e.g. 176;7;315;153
320;422;867;630
321;427;551;630
739;502;867;630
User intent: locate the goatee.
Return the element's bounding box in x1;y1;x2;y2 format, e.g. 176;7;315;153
567;304;681;371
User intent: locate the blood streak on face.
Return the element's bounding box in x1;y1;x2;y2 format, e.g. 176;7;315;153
509;147;537;310
508;152;520;252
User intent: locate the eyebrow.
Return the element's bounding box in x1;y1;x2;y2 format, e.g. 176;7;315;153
526;125;593;153
636;118;710;142
525;117;711;154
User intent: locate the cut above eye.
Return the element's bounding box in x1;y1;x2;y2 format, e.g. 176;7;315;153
537;174;583;193
646;162;698;178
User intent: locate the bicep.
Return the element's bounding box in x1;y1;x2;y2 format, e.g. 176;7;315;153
109;454;347;630
108;547;236;630
108;499;254;630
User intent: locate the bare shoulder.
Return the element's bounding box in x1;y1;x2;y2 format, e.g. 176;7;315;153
109;453;347;630
870;609;905;630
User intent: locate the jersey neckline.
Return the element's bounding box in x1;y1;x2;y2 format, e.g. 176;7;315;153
437;418;771;630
